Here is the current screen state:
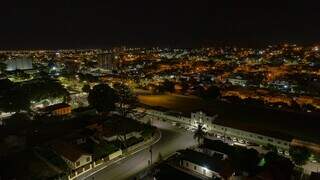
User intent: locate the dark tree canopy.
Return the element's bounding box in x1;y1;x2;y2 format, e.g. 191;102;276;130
82;84;91;93
1;87;31;112
263;152;294;180
193;124;206;145
88;84;118;113
289;145;311;166
230;147;260;174
113;83;138;117
0;79;14;94
0;62;7;73
4;113;30;129
158;79;175;93
22;79;69;102
78;73;99;83
198;85;221;100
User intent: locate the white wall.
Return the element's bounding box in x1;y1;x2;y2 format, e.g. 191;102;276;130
146;109;291;152
109;149;122;160
75;154;92;169
181;159;221;178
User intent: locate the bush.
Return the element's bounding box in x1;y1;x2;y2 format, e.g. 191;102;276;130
289;146;311;166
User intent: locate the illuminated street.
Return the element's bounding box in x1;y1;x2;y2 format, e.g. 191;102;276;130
1;4;320;180
80;119;196;180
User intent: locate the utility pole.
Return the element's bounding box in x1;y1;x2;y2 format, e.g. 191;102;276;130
149;145;153;165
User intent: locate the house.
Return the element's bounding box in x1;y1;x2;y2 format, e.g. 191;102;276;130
44;103;71;116
51;142;92;170
64;131;89;145
101;126;142;142
227;76;247;87
178;149;232;179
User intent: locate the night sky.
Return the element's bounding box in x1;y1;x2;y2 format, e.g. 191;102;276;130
1;1;320;49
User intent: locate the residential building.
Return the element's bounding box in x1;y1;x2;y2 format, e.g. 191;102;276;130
191;111;215;129
178;149;232;179
97;53;119;70
191;111;292;154
147;110;292;154
43;103;71;116
227;76;247;87
51;142;92;170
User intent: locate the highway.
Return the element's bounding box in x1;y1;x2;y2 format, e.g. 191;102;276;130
81;119;196;180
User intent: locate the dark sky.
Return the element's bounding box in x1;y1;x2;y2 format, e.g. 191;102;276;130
1;1;320;49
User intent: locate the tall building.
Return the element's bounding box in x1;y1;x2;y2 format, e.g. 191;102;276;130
5;58;33;71
97;53;118;70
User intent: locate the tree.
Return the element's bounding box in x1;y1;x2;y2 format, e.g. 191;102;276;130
0;62;7;73
4;113;30;129
82;84;91;93
230;147;260;175
263;151;294;179
197;85;221;100
15;70;31;80
289;146;311;166
38;71;50;79
23;79;69;103
0;79;14;95
88;84;118;113
157;152;163;162
264;143;278;153
92;143;118;160
64;61;80;73
193;124;206;145
160;80;175;93
78;73;99;83
1;87;30;112
113;83;138;117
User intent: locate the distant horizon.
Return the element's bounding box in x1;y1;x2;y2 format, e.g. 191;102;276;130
0;41;319;51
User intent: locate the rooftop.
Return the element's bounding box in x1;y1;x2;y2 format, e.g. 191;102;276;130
43;103;70;112
51;142;90;162
178;149;226;174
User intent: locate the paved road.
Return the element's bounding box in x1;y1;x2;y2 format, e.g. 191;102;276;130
82;119;196;180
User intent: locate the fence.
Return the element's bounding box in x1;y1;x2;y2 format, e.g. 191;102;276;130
66;133;158;180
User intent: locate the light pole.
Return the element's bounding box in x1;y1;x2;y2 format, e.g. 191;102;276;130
149;145;153;166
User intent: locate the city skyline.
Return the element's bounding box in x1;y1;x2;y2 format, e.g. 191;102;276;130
1;3;320;180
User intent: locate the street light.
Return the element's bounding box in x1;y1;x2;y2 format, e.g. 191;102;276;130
149;145;153;166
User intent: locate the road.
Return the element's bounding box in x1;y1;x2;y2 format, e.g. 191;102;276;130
81;119;196;180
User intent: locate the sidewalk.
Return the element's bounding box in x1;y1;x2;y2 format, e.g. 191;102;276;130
76;129;162;180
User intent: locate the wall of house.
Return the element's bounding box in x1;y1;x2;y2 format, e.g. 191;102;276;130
52;107;71;116
103;131;142;142
181;159;220;178
228;78;247;86
103;135;118;142
146;109;291;153
108;149;122;160
74;155;92;169
191;111;214;125
61;156;77;169
209;123;290;150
